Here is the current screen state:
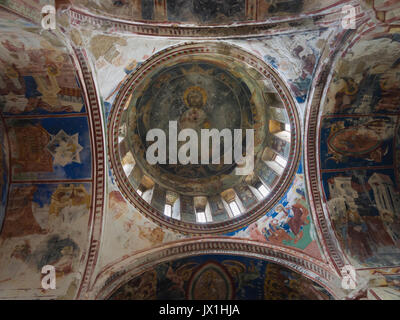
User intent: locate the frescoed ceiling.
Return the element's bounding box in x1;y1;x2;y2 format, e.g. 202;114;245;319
0;8;98;299
108;254;334;300
319;29;400;268
69;0;342;25
0;0;399;301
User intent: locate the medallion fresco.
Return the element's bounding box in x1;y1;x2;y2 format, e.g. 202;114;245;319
108;254;333;300
321;116;396;168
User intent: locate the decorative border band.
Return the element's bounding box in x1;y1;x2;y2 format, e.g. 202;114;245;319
65;7;341;39
71;48;106;299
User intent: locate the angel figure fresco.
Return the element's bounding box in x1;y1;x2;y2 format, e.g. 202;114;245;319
138;223;165;246
166;265;185;292
193;269;227;300
330;56;400;115
109;190;128;221
248;223;268;243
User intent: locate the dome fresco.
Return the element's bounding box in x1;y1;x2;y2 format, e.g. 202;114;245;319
109;42;300;234
131;61;252;184
0;0;399;301
0;13;96;299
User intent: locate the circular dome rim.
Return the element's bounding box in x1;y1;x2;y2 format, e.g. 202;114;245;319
108;41;301;235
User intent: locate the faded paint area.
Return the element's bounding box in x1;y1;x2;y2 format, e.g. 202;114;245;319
0;11;93;299
98;185;185;266
230;29;329;107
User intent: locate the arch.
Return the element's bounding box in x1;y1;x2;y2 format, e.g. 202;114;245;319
89;237;342;299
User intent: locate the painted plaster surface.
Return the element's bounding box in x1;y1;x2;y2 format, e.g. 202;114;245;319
320;31;400;268
79;32;327;269
0;0;399;300
109;254;333;300
0;16;93;299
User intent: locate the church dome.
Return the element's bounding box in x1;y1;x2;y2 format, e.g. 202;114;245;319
108;42;300;234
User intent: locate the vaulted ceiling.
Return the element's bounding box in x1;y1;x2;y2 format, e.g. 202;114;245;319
0;0;399;300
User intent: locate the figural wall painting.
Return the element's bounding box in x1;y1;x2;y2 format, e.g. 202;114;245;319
109;254;333;300
0;21;93;299
320;32;400;268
